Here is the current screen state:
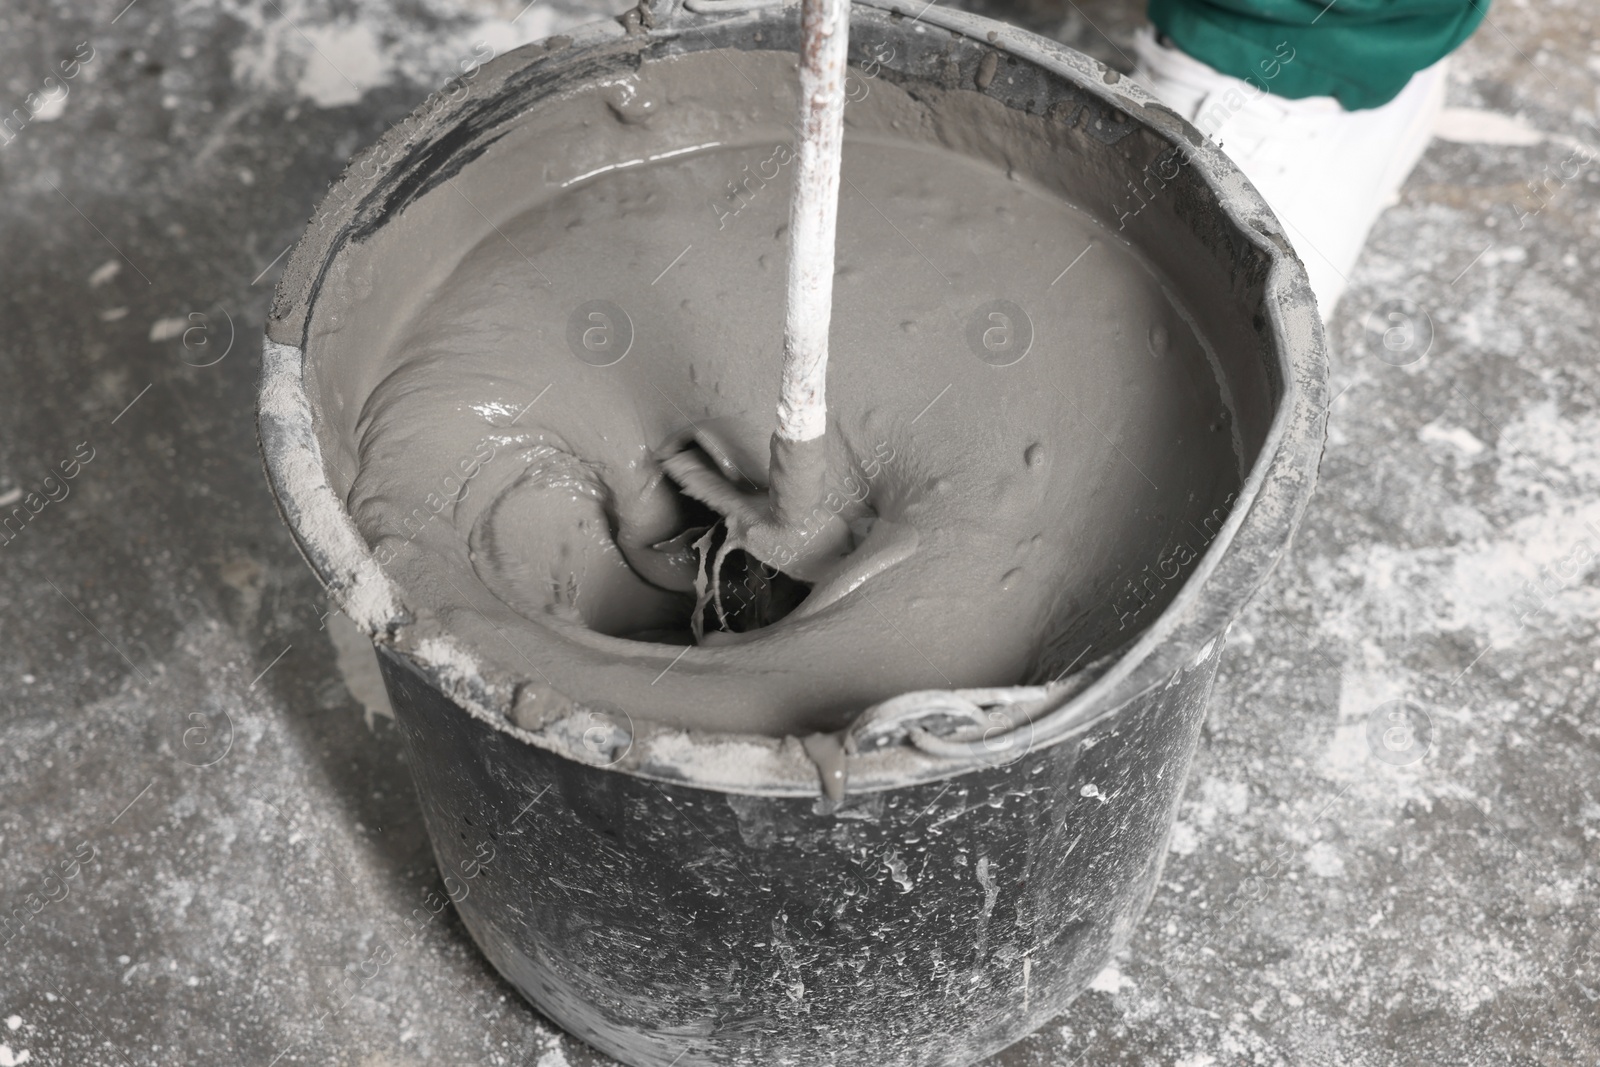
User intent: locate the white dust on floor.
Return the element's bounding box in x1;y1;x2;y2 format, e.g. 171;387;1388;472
211;0;616;109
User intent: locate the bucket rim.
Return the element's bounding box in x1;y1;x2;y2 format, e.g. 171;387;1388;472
257;1;1328;796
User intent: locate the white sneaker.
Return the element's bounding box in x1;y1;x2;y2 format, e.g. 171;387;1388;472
1131;26;1447;322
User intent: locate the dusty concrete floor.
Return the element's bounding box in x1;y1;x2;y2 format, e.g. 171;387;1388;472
1;0;1597;1063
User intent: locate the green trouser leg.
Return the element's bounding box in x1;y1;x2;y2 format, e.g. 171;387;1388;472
1146;0;1490;109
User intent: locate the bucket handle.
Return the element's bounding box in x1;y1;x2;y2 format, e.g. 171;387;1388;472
647;0;791;29
684;0;793;12
845;687;1051;758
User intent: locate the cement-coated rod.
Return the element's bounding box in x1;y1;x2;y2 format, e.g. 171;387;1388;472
658;0;852;582
776;0;850;444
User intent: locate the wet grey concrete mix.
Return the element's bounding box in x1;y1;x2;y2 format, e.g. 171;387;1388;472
334;47;1239;735
1;0;1597;1064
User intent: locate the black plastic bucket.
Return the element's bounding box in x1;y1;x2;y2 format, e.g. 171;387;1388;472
257;2;1328;1063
